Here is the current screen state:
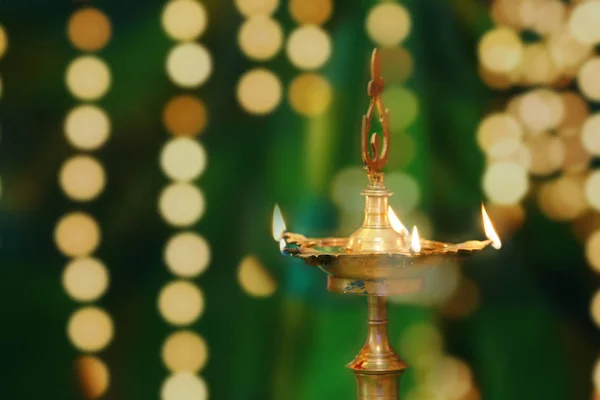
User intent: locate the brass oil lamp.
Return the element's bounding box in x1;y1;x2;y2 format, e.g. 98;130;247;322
273;49;501;400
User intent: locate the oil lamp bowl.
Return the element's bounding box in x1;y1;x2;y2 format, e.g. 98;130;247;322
282;234;492;296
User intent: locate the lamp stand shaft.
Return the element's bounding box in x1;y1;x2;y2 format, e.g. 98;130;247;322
348;296;407;400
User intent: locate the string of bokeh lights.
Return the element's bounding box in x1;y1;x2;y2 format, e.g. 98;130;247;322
57;5;113;399
160;1;211;398
477;0;600;395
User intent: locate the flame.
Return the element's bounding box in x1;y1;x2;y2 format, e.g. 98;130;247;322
411;226;421;253
279;238;286;253
272;204;286;241
388;206;409;235
482;204;502;249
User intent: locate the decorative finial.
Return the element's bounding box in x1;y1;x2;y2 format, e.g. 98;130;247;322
361;48;390;181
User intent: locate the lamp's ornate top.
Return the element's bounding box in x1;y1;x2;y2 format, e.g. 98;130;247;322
361;49;390;181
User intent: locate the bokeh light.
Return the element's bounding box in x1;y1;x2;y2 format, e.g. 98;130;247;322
164;232;210;278
160;137;207;182
382;86;419;131
238;16;283;61
288;73;332;117
75;356;110;399
286;26;331;70
518;89;564;133
386;172;421;214
162;331;208;373
68;307;114;352
0;25;7;59
538;176;588;221
238;255;276;297
63;257;109;302
560;92;589;136
163;95;208;137
421;356;473;399
478;27;523;74
167;43;212;88
578;57;600;102
331;166;368;212
548;28;592;76
380;47;413;86
65;105;111;150
582;114;600;155
585;171;600;211
159;183;205;227
525;133;565;176
67;7;111;52
568;0;600;46
59;155;106;201
66;56;111;101
55;212;101;257
162;0;207;41
235;0;278;17
529;0;565;37
594;358;600;391
158;280;204;326
483;162;529;205
290;0;333;25
586;230;600;273
237;68;282;115
366;3;411;48
476;113;523;154
591;289;600;329
520;43;559;86
161;372;208;400
562;135;591;173
441;278;481;319
399;323;443;369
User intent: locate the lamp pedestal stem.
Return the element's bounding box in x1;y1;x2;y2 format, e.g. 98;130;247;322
347;296;407;400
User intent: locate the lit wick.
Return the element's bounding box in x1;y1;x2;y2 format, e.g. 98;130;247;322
482;204;502;250
410;226;421;253
388;206;409;236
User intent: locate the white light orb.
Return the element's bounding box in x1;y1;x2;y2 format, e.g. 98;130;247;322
160;137;207;182
167;43;212;88
66;56;111;101
286;25;331;70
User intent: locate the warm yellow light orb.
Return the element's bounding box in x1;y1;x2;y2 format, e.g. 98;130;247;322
59;156;106;201
562;135;591;173
286;25;331;70
162;331;208;373
560;92;589;136
578;58;600;102
366;3;411;47
519;43;559;86
548;28;592;76
530;0;565;37
288;73;332;117
167;43;212;88
538;176;588;221
159;183;205;227
55;212;101;257
75;356;110;400
66;56;111;101
525;133;565;176
479;27;523;74
586;230;600;273
160;137;207;182
237;69;282;115
380;47;413;85
238;16;283;61
164;232;210;278
162;0;207;41
399;323;443;368
518;89;564;133
158;280;204;326
585;171;600;211
238;255;276;297
591;289;600;329
235;0;278;17
0;25;8;59
65;105;111;151
594;357;600;391
568;0;600;45
582;114;600;156
382;86;419;131
477;113;523;153
163;95;208;137
290;0;333;25
68;307;114;352
483;162;529;205
68;7;112;51
63;258;109;302
161;372;208;400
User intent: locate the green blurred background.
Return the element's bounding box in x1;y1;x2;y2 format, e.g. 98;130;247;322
0;0;598;399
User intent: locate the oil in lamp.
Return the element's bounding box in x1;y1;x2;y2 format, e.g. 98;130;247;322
273;49;501;400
